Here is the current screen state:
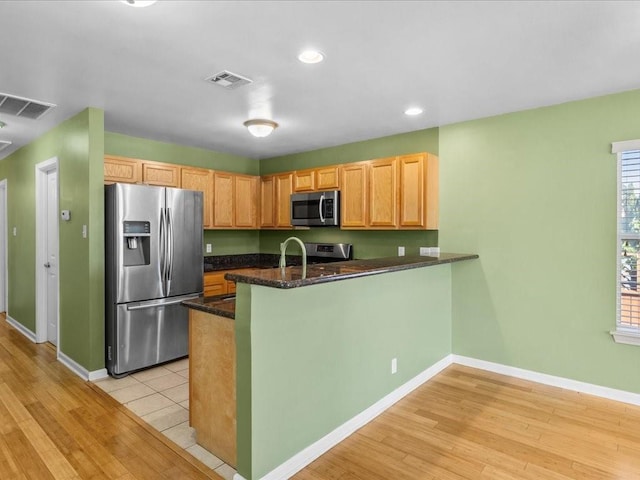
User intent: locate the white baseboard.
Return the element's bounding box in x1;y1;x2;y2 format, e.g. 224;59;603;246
58;351;108;382
233;475;248;480
256;354;454;480
5;315;36;342
452;354;640;407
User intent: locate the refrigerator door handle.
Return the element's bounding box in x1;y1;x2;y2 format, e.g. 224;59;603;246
167;207;174;294
159;207;167;296
126;295;200;311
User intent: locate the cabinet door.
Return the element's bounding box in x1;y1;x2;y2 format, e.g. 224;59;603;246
293;169;315;192
369;157;398;228
340;163;368;228
212;171;234;228
260;176;276;228
234;175;258;228
275;173;293;228
142;161;180;187
181;167;213;229
104;155;142;184
316;166;340;190
203;272;227;297
398;153;425;228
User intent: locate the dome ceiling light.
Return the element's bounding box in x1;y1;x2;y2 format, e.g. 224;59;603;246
243;119;278;138
121;0;158;7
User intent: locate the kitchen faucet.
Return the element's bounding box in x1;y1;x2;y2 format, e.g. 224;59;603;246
279;236;307;279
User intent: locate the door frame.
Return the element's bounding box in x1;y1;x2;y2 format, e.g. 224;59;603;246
35;157;59;346
0;179;7;314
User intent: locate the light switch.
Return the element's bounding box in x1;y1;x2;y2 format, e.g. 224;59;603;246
12;227;17;236
82;225;87;238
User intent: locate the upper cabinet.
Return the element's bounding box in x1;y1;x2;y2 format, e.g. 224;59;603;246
181;167;213;229
341;153;438;230
104;151;437;232
261;173;292;229
212;171;259;229
293;166;340;192
141;161;180;187
104;155;142;184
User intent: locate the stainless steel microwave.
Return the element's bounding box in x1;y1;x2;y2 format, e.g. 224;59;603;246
290;190;340;227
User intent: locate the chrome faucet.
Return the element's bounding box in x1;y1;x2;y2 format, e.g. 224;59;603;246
279;236;307;279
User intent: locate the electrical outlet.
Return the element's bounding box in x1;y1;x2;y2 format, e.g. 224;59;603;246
206;243;212;253
82;225;87;238
12;227;16;237
391;358;398;374
398;246;405;256
419;247;430;256
432;247;440;257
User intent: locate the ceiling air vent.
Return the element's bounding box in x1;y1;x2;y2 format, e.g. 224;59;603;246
0;93;55;119
0;140;12;153
205;70;253;90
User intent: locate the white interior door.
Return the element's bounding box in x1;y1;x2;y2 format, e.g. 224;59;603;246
45;170;59;345
0;180;6;314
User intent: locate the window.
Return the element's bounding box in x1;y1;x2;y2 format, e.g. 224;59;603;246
612;140;640;345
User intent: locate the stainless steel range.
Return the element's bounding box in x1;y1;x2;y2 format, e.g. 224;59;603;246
304;242;352;263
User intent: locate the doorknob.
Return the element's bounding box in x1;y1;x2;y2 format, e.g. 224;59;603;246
44;262;51;268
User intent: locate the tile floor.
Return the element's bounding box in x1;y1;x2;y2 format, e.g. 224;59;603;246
93;358;236;480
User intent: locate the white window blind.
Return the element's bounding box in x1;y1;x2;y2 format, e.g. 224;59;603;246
618;150;640;330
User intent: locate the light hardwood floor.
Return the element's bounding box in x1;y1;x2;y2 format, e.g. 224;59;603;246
0;314;222;480
294;364;640;480
4;312;640;480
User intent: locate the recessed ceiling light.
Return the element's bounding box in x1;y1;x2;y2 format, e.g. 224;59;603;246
298;50;325;64
120;0;157;7
404;107;423;116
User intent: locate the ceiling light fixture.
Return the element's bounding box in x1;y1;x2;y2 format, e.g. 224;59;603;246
298;50;325;64
404;107;423;116
243;119;278;138
120;0;158;7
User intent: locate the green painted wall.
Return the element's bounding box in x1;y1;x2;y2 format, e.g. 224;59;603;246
260;127;439;174
260;229;437;259
203;230;260;256
258;127;440;256
440;89;640;393
105;132;259;175
1;108;105;370
235;265;452;479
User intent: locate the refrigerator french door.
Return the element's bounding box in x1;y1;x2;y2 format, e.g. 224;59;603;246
105;183;203;377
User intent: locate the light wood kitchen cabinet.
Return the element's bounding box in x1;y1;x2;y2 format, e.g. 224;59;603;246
203;271;227;297
316;165;340;190
142;160;180;187
275;173;293;228
260;176;276;227
104;155;142;184
293;166;340;192
293;169;315;192
340;163;368;228
340;152;438;230
261;173;293;229
189;309;236;467
212;171;234;228
212;172;259;229
234;174;259;228
368;157;398;228
399;153;439;229
181;167;213;228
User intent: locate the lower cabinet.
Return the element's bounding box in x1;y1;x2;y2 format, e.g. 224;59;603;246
203;268;257;297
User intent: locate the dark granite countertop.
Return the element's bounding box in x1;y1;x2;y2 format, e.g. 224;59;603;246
225;253;478;289
182;294;236;319
203;253;304;272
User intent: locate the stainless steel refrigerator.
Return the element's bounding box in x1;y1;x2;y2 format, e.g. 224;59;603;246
105;183;203;377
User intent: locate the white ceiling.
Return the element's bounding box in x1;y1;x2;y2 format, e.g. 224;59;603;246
1;0;640;161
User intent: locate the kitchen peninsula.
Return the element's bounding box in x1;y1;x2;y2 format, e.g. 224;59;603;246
183;253;477;480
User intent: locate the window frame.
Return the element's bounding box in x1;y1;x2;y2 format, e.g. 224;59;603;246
611;139;640;345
